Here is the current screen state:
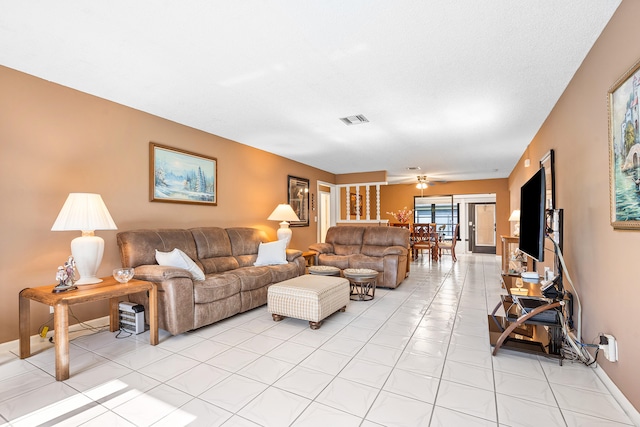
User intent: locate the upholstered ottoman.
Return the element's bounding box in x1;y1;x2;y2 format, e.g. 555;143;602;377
267;275;349;329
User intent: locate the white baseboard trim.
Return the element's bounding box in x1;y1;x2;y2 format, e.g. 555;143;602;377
593;364;640;426
0;316;110;353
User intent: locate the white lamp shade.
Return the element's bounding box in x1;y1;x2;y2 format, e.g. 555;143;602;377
267;204;300;222
268;204;300;248
509;209;521;237
52;193;117;231
52;193;117;284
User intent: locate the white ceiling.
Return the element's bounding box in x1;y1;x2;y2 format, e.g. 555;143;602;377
0;1;621;183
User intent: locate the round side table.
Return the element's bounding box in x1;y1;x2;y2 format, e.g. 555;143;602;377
343;268;378;301
308;265;341;276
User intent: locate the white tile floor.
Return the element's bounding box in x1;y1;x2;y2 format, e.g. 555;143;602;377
1;254;636;426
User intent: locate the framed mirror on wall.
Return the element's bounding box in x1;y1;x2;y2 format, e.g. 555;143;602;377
540;150;555;210
287;175;310;227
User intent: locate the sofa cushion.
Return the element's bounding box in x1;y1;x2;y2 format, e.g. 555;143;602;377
317;254;350;270
117;229;201;269
268;262;302;283
361;227;410;256
155;248;206;281
227;227;269;267
348;253;384;271
231;266;273;291
193;273;241;304
325;226;365;256
254;240;288;266
191;227;239;274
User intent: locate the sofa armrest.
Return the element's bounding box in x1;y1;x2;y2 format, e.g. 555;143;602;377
383;246;408;256
132;264;193;282
129;265;196;335
286;249;303;262
308;242;333;254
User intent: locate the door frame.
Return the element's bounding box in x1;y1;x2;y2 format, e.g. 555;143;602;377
316;181;337;243
468;202;497;254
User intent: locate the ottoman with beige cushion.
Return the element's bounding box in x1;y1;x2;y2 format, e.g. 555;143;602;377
267;274;349;329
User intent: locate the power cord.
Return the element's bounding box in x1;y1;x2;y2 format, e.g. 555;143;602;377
115;328;133;339
68;307;109;333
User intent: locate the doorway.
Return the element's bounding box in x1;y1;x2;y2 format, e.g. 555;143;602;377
317;182;335;243
468;203;496;254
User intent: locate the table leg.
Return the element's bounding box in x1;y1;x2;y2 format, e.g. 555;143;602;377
109;297;120;332
148;284;158;346
18;292;30;359
53;302;70;381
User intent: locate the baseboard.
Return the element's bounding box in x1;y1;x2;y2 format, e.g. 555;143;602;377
0;316;110;353
593;364;640;426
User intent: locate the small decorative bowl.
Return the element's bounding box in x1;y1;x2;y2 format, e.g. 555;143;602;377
113;268;135;283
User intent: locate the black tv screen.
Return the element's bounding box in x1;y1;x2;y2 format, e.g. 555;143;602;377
519;167;546;262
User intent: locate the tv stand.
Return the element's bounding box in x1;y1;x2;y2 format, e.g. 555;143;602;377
488;275;565;363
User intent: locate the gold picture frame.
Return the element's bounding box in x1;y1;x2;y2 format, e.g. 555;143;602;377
150;142;217;205
608;58;640;229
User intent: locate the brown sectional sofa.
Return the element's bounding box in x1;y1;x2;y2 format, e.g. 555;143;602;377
308;226;410;288
117;227;305;335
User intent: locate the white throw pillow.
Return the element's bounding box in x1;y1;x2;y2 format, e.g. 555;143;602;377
155;248;205;281
254;240;288;266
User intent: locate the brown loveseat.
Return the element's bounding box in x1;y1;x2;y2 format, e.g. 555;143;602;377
117;227;305;335
308;226;410;288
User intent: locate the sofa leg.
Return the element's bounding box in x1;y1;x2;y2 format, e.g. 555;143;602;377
272;314;285;322
339;306;346;312
309;320;323;330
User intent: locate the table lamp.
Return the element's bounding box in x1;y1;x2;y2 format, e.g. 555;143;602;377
51;193;117;284
267;204;300;248
509;209;521;237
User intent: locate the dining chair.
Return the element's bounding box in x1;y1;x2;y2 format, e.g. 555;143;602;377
412;223;438;261
438;223;460;261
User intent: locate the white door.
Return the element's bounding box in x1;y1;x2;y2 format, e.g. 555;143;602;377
469;203;496;254
317;182;335;243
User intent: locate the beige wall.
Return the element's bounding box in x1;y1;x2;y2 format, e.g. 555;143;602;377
0;65;334;344
508;0;639;409
380;179;509;254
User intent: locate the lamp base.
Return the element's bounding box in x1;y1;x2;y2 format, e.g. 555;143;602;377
277;221;293;248
71;233;105;285
75;277;103;285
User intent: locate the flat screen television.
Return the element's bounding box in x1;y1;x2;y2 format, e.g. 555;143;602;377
519;167;546;262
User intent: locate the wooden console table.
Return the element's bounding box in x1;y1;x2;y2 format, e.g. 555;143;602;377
19;277;157;381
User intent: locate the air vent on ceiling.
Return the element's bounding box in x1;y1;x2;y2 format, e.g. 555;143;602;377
340;114;369;125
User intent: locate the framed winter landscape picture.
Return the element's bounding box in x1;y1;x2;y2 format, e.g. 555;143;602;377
150;143;217;205
609;58;640;229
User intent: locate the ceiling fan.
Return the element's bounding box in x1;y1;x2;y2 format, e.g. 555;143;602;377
387;173;448;186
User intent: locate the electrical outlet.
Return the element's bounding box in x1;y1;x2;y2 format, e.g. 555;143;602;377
599;334;618;362
49;306;54;314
